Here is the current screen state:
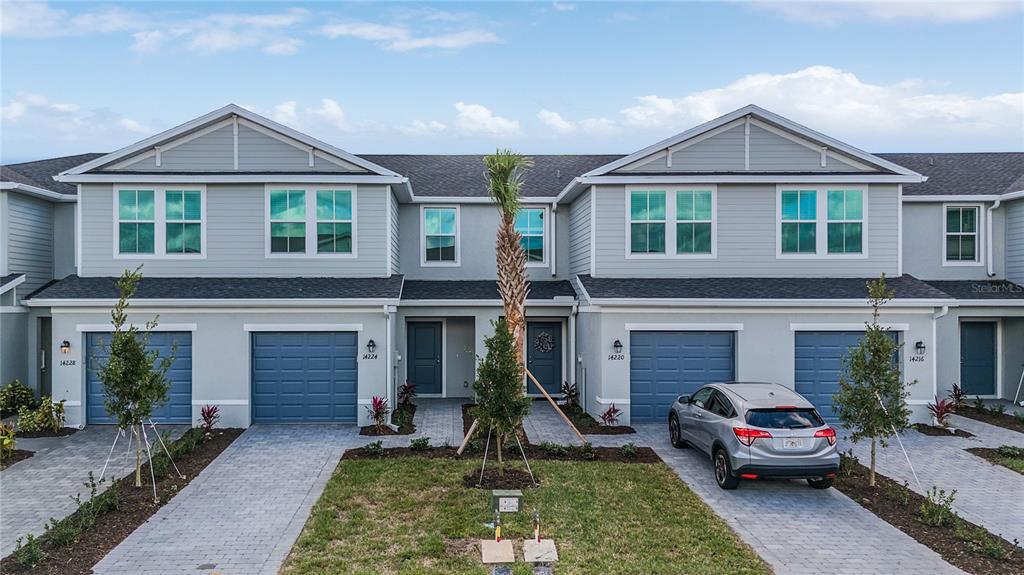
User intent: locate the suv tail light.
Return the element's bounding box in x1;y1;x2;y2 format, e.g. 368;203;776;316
733;427;772;446
814;427;837;446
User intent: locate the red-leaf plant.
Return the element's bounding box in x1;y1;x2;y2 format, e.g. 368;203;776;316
397;381;417;405
927;396;956;428
199;404;220;433
946;383;966;409
367;396;390;431
601;404;622;426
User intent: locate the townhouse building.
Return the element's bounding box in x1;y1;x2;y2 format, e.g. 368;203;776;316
1;104;1021;428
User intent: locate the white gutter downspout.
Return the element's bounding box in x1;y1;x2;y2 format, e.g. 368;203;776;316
385;304;399;431
986;199;1002;277
931;305;950;401
569;301;579;405
551;201;558;277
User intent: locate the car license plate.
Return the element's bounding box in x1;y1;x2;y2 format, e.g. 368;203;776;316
783;438;803;449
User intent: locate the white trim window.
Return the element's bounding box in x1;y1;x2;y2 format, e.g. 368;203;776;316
117;189;156;254
515;207;546;264
675;190;713;254
629;190;666;254
269;189;307;254
826;190;864;254
164;190;202;254
944;204;980;264
316;190;354;254
779;189;817;254
422;206;459;265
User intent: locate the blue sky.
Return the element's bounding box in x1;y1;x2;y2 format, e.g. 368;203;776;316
1;1;1022;163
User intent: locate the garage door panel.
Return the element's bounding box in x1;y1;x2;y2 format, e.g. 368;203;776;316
86;332;193;424
251;331;358;423
794;331;897;423
630;331;735;423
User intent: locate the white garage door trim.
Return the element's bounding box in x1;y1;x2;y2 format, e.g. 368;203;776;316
789;323;909;331
243;323;364;332
626;323;744;331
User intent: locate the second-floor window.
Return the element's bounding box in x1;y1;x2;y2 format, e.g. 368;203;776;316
515;208;545;263
118;190;155;254
269;189;306;254
780;190;817;254
676;191;713;254
422;206;458;264
630;190;666;254
316;190;353;254
945;205;979;263
826;190;863;254
165;191;202;254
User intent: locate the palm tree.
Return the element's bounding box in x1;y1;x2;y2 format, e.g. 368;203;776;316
485;150;532;358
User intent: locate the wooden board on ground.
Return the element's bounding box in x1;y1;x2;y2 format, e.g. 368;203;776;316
481;540;515;564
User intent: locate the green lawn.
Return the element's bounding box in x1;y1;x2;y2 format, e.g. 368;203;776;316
995;453;1024;474
281;456;771;575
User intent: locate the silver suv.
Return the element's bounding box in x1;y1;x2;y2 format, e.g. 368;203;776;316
667;382;839;490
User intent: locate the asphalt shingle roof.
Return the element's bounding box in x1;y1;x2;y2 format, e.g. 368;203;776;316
400;280;576;300
878;153;1024;197
923;280;1024;301
359;155;623;198
26;275;404;300
577;274;952;300
1;153;105;195
0;273;25;294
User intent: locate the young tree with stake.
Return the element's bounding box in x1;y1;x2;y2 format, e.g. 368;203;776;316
833;274;913;487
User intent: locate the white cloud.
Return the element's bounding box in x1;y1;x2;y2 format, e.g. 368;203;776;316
1;93;154;148
118;118;152;134
402;120;448;135
310;99;348;131
578;117;619;135
318;21;499;52
619;65;1024;142
454;102;521;136
750;0;1022;25
263;38;302;55
537;109;575;134
552;3;577;12
537;109;620;136
269;101;298;126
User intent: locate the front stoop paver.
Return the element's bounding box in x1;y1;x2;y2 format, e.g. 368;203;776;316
523;401;584;446
843;416;1024;545
0;425;187;557
370;398;467;448
91;425;359;575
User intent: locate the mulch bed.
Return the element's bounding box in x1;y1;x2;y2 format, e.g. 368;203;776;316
17;427;79;439
955;406;1024;434
0;427;243;575
462;468;539;489
342;444;660;464
966;448;1024;476
833;457;1024;575
563;405;635;435
359;403;417;436
913;423;974;438
0;449;35;470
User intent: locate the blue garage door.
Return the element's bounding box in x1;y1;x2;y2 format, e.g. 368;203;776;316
86;332;192;424
630;331;735;423
251;332;358;423
795;331;900;422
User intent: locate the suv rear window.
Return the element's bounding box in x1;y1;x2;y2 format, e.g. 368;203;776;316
745;408;824;429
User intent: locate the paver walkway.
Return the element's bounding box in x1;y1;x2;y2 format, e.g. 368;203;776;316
374;398;466;447
845;414;1024;544
524;403;964;574
92;425;359;575
1;425;187;557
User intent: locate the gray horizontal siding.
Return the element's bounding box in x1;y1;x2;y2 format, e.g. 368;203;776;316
79;183;388;277
108;123;365;173
1007;200;1024;284
7;192;54;291
902;202;1003;281
568;190;591;275
592;183;899;278
389;190;400;274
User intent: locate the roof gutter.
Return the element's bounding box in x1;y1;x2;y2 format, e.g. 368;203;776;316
584;297;956;308
0;182;77;202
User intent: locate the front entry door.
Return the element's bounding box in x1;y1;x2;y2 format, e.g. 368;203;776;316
961;322;996;396
409;322;442;395
526;322;562;396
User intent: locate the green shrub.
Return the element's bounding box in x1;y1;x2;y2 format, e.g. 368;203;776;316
0;380;34;414
45;516;80;548
618;442;639;460
884;480;911;506
919;487;957;527
0;421;16;460
996;445;1024;459
364;440;384;457
989;403;1006;416
838;450;858;477
539;441;567;456
14;534;45;567
1014;412;1024;425
573;442;596;461
410;437;431;451
17;396;66;433
954;521;1006;559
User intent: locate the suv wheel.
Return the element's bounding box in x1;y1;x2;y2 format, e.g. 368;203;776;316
807;477;834;490
668;414;687;449
713;449;739;490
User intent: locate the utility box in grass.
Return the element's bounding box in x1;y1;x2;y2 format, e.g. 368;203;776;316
491;489;523;513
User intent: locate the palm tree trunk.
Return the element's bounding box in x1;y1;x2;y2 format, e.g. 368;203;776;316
495;215;528;361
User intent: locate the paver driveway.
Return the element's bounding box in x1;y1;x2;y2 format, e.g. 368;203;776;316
0;425;187;557
92;425;359;575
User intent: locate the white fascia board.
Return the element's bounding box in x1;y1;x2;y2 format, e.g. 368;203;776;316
952;299;1024;307
577;174;924;185
789;322;910;331
398;299;575;307
999;190;1024;201
243;323;364;332
902;194;1003;203
59;104;402;178
581;105;924;179
0;182;77;202
587;297;954;308
410;196;495;204
25;298;400;308
0;273;26;295
76;323;197;332
56;174;405;184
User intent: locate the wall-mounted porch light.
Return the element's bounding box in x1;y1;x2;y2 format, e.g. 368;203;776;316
366;339;377;354
915;340;926;354
60;340;71;354
612;339;623;354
